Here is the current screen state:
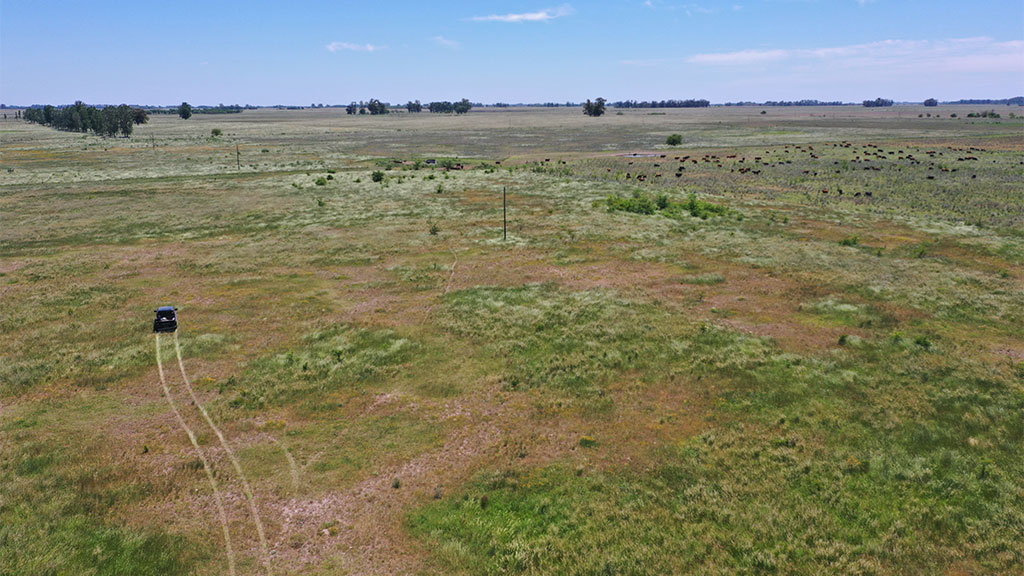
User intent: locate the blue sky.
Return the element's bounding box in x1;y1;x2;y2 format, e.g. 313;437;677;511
2;1;1022;105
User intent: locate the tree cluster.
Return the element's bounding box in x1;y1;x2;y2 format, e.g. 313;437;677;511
22;101;145;137
366;99;389;115
862;98;894;108
949;97;1023;106
345;100;389;115
583;98;606;117
611;99;709;108
923;98;939;107
427;99;473;114
194;104;244;114
723;100;844;107
406;100;422;113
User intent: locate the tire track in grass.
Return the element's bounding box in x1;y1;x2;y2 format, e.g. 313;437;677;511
173;331;271;572
155;334;237;576
266;435;300;491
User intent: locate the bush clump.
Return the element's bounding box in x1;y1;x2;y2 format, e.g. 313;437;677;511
605;191;731;220
666;134;682;146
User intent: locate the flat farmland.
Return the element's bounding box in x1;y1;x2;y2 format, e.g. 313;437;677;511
1;106;1022;575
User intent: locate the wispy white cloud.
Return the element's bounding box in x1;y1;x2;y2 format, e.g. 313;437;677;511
433;35;460;50
686;37;1024;72
682;3;716;15
470;4;574;22
326;41;385;53
688;48;787;65
642;1;720;14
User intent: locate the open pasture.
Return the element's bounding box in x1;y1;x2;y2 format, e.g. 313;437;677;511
1;106;1022;575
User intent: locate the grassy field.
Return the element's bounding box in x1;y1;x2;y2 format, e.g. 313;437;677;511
1;106;1022;575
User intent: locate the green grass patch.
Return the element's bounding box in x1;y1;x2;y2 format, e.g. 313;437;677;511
442;284;665;398
412;330;1024;575
0;403;200;575
230;324;419;409
679;273;726;285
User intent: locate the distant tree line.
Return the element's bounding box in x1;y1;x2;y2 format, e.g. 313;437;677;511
147;104;246;115
345;99;389;115
946;97;1023;106
862;98;894;108
194;105;244;114
723;100;845;106
22;101;146;137
427;99;473;114
612;99;709;108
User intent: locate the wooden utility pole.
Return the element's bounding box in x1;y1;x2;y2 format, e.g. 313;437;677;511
503;186;507;241
236;143;241;170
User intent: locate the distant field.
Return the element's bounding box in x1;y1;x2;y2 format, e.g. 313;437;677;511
1;106;1022;575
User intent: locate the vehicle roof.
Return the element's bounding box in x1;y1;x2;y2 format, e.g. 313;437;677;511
157;306;176;311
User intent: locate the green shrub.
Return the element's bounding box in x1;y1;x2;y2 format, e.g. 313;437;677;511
371;170;385;183
314;177;327;186
666;134;682;146
838;235;860;247
678;193;731;219
605;191;731;220
606;191;656;215
210;128;222;137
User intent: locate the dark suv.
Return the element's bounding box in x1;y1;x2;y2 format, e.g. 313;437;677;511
153;306;178;333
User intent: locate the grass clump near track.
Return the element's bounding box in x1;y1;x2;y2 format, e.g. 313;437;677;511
1;404;200;576
230;325;418;409
442;284;663;399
